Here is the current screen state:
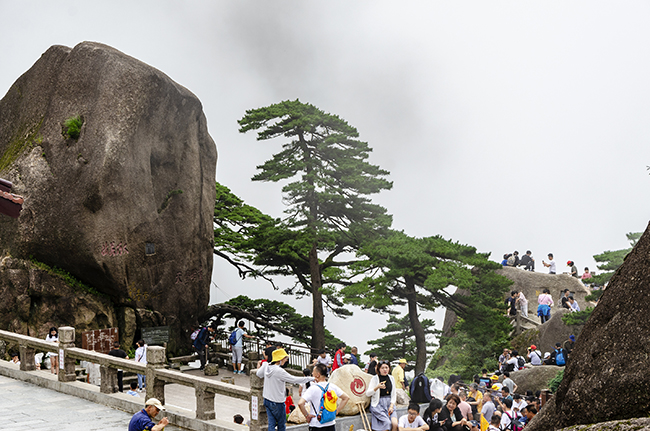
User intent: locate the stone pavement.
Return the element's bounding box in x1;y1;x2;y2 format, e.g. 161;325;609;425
0;374;184;430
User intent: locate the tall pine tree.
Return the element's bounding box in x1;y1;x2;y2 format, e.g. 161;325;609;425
238;100;392;350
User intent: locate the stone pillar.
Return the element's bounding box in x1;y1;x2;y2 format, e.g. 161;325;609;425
18;344;36;371
249;368;267;431
145;346;166;403
100;366;118;393
58;326;76;382
195;385;216;420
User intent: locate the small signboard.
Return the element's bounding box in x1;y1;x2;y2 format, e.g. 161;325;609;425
81;328;118;354
142;326;169;345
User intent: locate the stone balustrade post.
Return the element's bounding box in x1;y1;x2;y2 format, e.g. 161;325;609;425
249;368;267;431
18;344;36;371
58;326;76;382
100;365;119;393
145;346;166;403
195;385;216;420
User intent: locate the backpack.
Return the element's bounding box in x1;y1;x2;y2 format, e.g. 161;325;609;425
409;373;432;403
229;329;240;345
190;328;201;341
555;349;566;366
502;412;524;431
503;362;515;373
311;383;338;424
517;356;525;369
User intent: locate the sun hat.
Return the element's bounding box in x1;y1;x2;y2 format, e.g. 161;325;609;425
491;384;500;391
399;358;407;364
271;348;289;363
490;375;499;381
145;398;165;411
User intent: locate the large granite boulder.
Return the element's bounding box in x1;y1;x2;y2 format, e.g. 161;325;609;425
511;308;583;356
0;42;217;351
527;222;650;430
558;418;650;431
329;364;372;415
509;365;563;394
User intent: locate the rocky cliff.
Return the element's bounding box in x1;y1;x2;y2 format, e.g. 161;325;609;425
0;42;217;350
527;221;650;430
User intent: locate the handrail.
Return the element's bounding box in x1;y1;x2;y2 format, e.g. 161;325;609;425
0;329;59;352
155;368;250;400
66;347;146;373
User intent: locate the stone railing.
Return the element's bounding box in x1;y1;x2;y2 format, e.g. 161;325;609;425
0;327;251;421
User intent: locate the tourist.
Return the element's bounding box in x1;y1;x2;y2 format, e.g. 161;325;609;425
467;383;483;416
582;267;592;281
366;353;378;375
527;345;542;366
366;360;398;431
487;414;501;431
458;390;473;420
480;392;496;423
501;253;510;266
567;261;578;278
499;398;516;430
127;381;139;397
128;398;168;431
543;352;554;365
506;291;518;317
45;327;59;375
294;368;347;431
568;296;581;312
422;398;444;431
511;251;520;267
262;341;276;365
542;253;557;274
502;372;517;394
398;403;430;431
519;250;535;271
314;349;333;369
512;394;526;416
193;325;214;371
479;369;491;387
343;354;351;365
332;343;346;371
135;339;147;391
10;352;20;365
563;335;576;355
108;341;128;392
299;368;312;396
499;386;513;404
232;320;256;374
503;351;519;372
257;348;314;431
515;291;528;318
551;343;568;366
437;393;469;431
525;405;537;422
498;349;510;372
392;359;407;390
560;289;571;309
537;289;554;324
350;346;359;365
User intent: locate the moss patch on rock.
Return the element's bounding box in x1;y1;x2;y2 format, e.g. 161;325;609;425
0;117;44;173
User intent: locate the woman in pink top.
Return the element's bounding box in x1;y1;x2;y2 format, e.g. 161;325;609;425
537;289;554;323
537;289;554;306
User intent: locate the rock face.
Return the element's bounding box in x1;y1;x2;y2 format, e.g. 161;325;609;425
511;308;583;356
527;222;650;430
497;266;592;317
328;364;372;415
0;42;217;351
558;418;650;431
509;365;562;394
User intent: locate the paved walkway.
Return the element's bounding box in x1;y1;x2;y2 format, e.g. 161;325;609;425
0;374;184;430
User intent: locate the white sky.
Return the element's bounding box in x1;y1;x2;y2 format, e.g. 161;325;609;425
2;1;649;359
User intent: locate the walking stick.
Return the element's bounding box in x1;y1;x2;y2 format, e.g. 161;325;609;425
357;402;371;431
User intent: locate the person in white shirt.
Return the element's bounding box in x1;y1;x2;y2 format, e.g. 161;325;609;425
542;253;557;274
134;339;147;391
257;348;314;431
516;291;528;318
398;403;429;431
511;394;527;416
528;345;543;366
45;327;59;375
313;349;332;368
569;296;581;312
500;399;516;429
298;363;349;431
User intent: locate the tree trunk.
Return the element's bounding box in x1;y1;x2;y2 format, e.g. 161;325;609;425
405;276;427;374
309;243;325;352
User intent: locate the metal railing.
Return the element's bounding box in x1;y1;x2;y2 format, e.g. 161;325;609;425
213;333;315;370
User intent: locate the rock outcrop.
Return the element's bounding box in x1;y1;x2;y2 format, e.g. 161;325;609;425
511;308;583;355
526;222;650;430
509;365;563;394
0;42;217;351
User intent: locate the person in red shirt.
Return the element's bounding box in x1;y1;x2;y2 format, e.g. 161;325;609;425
332;343;346;371
285;388;294;414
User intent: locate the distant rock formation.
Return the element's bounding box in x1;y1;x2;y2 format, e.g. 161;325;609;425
527;222;650;430
0;42;217;350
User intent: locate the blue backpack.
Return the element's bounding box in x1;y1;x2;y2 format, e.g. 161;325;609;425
311;383;338;424
555;349;566;366
229;329;240;345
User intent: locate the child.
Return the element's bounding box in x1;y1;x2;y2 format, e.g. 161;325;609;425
127;381;139;397
285;388;294;415
398;403;429;431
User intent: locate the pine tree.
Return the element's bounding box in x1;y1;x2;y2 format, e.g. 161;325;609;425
367;314;437;363
238;100;393;350
591;232;641;286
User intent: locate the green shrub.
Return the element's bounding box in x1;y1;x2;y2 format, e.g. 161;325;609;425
549;368;564;392
63;115;83;139
562;307;594;326
585;289;603;302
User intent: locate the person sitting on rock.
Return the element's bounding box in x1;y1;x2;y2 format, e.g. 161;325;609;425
568;296;581;312
560;289;571;309
563;335;576;355
527;345;542;366
543;352;554;365
519;250;535;271
498;349;510;372
422;399;444;431
550;343;568;366
582;267;592;280
503;350;520;372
